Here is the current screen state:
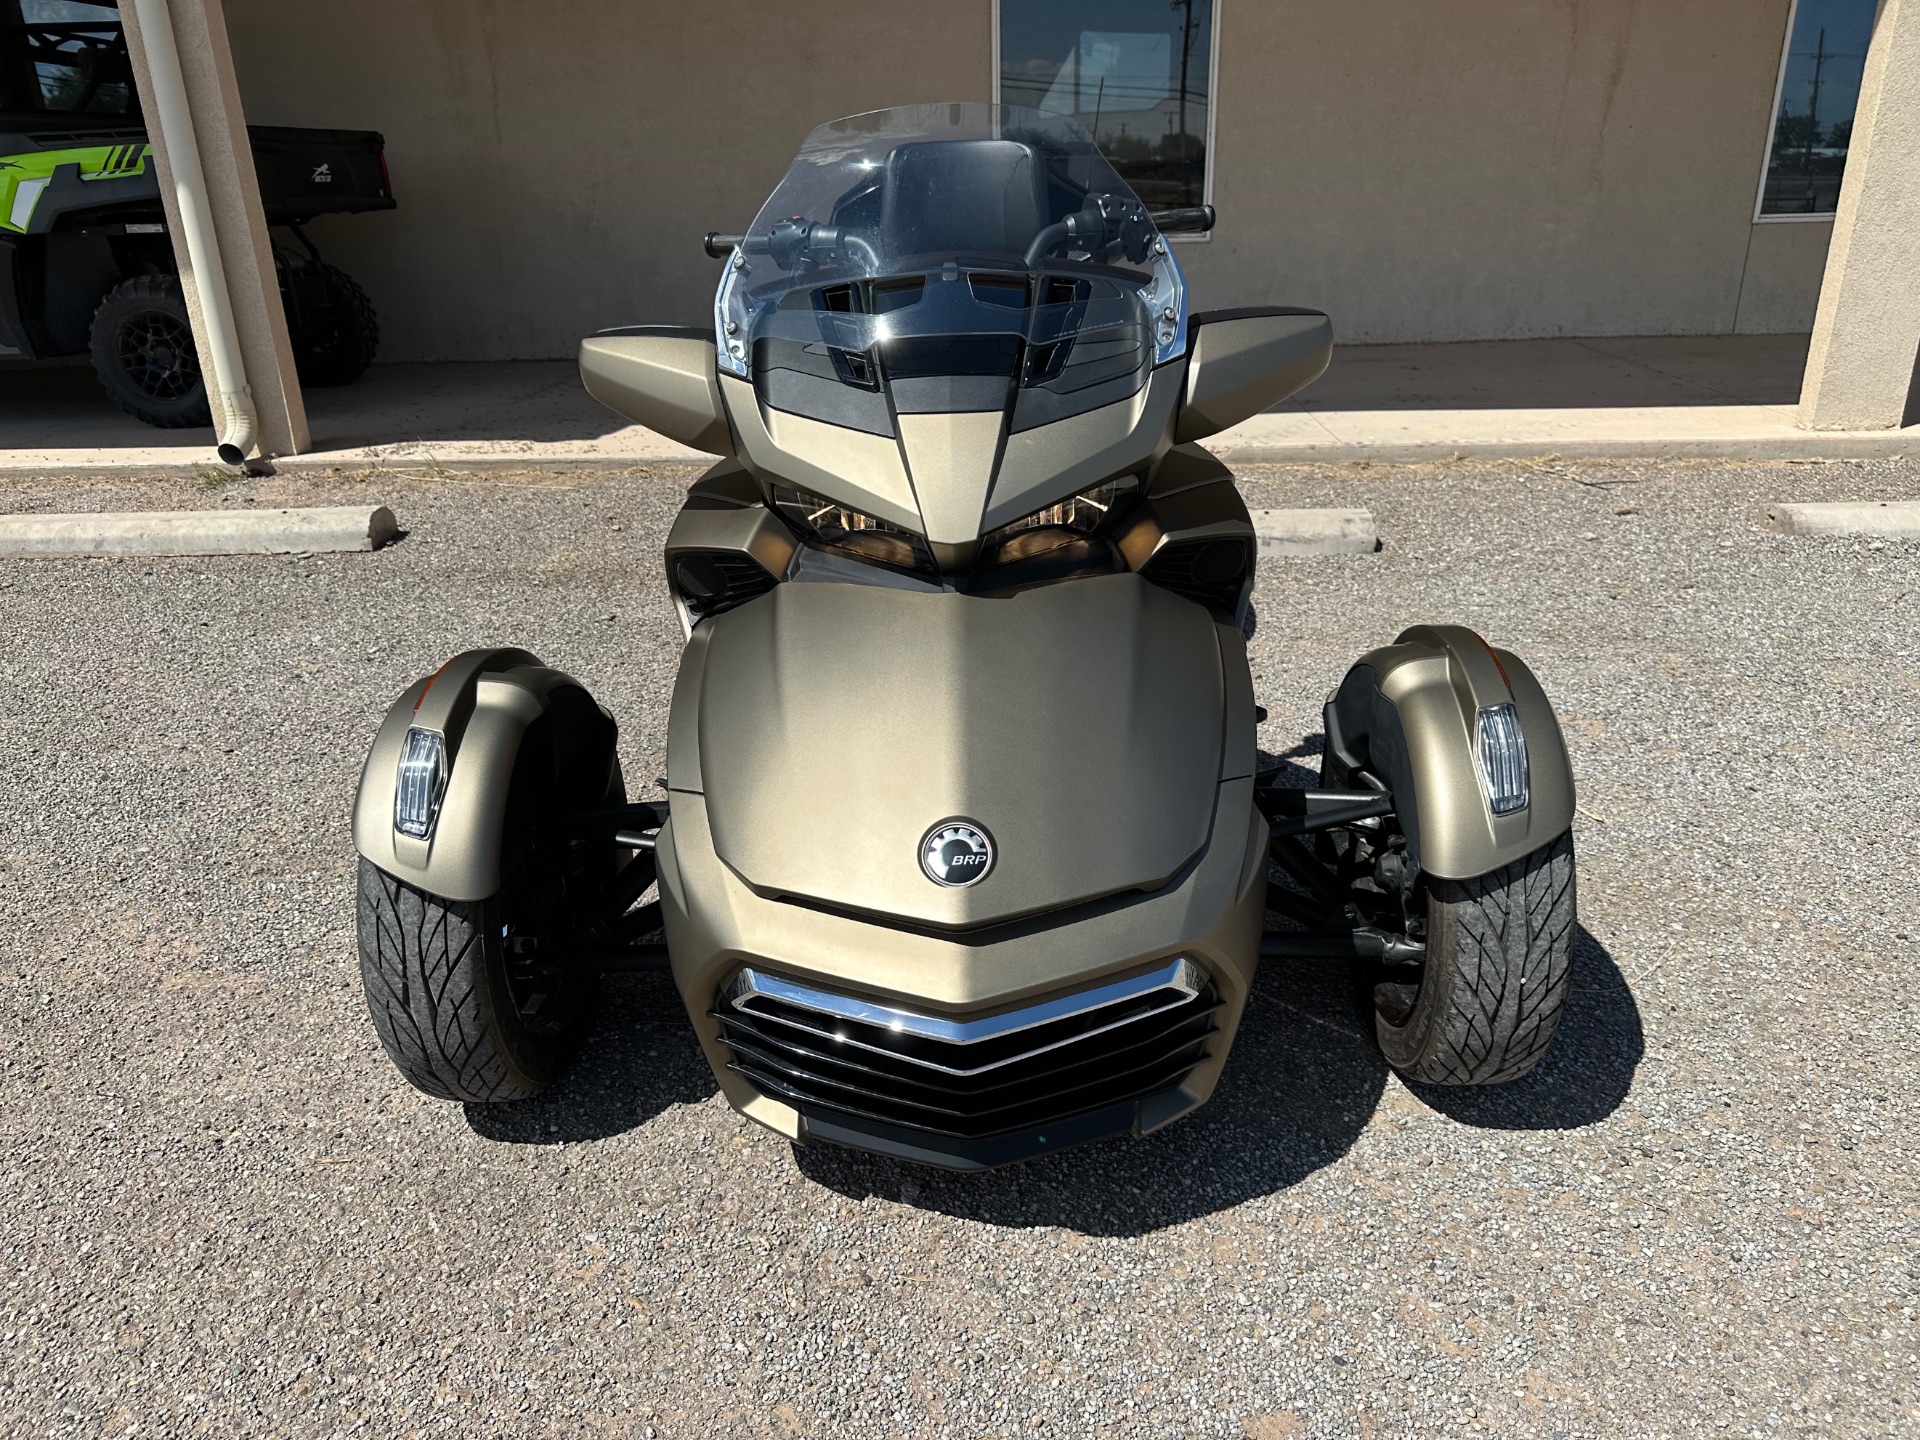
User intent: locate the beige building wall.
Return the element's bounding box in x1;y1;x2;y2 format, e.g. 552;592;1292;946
1183;0;1823;340
1734;222;1833;334
221;0;1828;360
222;1;993;361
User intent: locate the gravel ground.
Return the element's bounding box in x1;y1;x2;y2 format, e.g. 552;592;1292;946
2;455;1916;1439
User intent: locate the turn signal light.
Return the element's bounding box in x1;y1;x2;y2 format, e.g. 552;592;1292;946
393;727;448;839
1475;703;1530;816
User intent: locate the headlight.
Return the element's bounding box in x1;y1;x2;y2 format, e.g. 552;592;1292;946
770;484;936;576
713;250;750;378
980;477;1139;565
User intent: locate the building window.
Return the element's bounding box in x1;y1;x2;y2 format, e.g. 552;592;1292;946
996;0;1216;214
1757;0;1878;219
0;1;135;118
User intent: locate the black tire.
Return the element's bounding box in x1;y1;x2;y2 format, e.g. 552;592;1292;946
88;275;212;428
1372;831;1576;1085
290;263;378;387
355;859;582;1102
356;750;623;1104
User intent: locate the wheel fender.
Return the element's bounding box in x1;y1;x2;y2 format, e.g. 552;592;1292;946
352;647;617;901
1322;624;1574;880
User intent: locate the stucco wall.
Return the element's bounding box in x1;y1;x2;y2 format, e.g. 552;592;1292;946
223;2;993;361
1735;222;1834;334
1180;0;1816;341
223;0;1824;359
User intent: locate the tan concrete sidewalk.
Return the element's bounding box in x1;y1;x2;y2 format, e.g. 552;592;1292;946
4;333;1917;472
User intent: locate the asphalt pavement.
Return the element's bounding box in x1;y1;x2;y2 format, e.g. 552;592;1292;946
1;454;1915;1439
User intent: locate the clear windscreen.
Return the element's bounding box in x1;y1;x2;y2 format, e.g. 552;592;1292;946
715;103;1187;383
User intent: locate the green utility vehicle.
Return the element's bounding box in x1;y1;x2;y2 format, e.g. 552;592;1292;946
0;0;394;426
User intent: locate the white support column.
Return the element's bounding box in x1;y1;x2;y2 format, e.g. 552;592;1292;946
120;0;309;457
1799;0;1920;432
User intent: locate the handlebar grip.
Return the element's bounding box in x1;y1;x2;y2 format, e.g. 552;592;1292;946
1149;205;1216;235
703;232;745;258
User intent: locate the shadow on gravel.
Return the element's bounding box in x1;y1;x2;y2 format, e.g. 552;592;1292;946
1410;923;1642;1130
1255;735;1324;790
793;947;1390;1236
463;971;714;1144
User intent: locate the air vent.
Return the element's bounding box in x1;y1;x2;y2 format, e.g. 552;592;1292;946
815;283;862;314
673;551;779;620
1141;537;1250;612
711;959;1220;1141
830;347;877;389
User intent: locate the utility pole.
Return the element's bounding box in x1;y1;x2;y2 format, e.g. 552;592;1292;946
1804;23;1830;193
1172;0;1198;203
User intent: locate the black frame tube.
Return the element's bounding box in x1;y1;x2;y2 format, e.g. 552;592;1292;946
1260;929;1426;963
1269;795;1394;839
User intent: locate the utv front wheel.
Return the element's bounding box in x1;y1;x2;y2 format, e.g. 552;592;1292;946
356;859;590;1102
89;275;213;428
1372;832;1575;1085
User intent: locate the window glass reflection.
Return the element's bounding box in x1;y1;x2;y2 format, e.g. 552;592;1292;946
1;0;135;118
1759;0;1877;217
1000;0;1214;211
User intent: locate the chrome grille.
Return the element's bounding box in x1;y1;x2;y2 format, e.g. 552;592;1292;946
710;958;1220;1139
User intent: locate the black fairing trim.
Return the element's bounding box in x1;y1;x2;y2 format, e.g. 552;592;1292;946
675;550;780;621
754;335;896;436
1323;664;1425;863
596;324;713;341
1140;537;1250;615
1189;305;1330;325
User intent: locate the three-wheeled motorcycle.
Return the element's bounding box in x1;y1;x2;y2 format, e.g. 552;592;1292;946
352;104;1576;1170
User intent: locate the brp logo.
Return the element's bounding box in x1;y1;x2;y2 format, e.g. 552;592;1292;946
920;820;995;888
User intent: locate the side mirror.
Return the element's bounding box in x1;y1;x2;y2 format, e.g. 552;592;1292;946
1175;308;1333;444
579;327;734;457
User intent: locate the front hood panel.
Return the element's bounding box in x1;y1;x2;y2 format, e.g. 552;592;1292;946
696;574;1225;929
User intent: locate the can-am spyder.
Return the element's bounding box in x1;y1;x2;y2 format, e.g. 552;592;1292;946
353;104;1578;1170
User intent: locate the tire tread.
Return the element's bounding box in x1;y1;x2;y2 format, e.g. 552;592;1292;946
1382;832;1575;1085
355;858;542;1103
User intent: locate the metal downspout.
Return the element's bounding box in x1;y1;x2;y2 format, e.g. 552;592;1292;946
129;0;256;465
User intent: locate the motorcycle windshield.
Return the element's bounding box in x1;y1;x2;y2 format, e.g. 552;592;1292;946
714;103;1189;397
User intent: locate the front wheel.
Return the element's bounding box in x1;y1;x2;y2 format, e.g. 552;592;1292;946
1372;831;1575;1085
88;275;213;428
356;859;591;1102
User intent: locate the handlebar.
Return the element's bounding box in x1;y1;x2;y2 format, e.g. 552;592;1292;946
1024;194;1157;269
705;223;881;269
1148;205;1216;234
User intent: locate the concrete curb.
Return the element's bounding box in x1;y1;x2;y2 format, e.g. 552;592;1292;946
5;414;1918;476
1251;507;1379;556
0;504;398;557
1762;499;1920;536
1212;432;1920;466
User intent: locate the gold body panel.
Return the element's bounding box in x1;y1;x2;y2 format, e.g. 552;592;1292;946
1325;624;1576;879
656;571;1267;1153
579;331;733;458
352;650;605;902
686;574;1242;928
657;773;1272;1149
1175;310;1335;444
